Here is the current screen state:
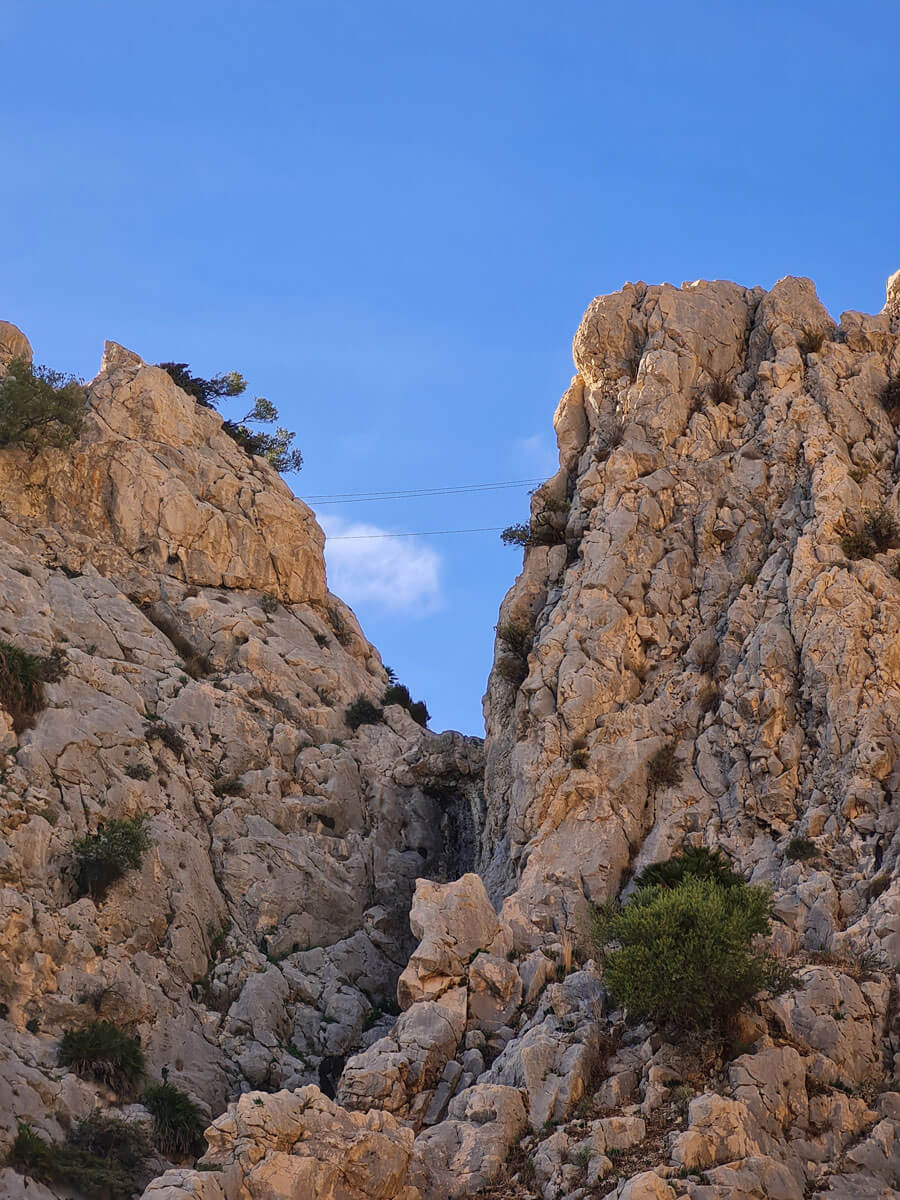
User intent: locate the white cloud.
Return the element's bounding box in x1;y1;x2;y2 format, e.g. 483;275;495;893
321;515;442;616
515;433;558;475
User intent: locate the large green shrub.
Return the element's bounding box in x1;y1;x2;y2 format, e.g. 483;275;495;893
74;815;154;899
0;640;67;734
7;1121;137;1200
383;682;429;727
57;1021;146;1094
159;362;302;472
143;1077;205;1157
590;875;796;1034
0;358;85;450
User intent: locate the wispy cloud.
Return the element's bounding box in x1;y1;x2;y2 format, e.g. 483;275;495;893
321;515;442;616
515;433;558;475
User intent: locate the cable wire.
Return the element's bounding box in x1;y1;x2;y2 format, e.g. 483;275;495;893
307;477;543;502
327;526;507;540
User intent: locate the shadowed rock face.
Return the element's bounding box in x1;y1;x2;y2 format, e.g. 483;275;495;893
3;270;900;1200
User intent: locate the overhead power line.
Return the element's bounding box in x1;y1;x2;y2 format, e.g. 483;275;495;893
307;477;544;503
327;526;507;540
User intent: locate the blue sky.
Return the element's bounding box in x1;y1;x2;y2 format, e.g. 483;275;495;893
2;1;898;735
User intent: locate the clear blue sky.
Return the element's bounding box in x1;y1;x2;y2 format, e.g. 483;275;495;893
2;1;897;735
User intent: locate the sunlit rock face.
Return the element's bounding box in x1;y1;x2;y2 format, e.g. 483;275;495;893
3;266;900;1200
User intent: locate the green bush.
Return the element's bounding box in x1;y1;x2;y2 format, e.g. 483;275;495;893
383;682;429;727
68;1112;151;1171
590;876;796;1033
496;620;532;658
647;741;682;791
785;836;817;862
632;846;742;892
58;1021;146;1093
159;363;302;473
0;640;67;734
345;695;384;731
500;522;532;547
143;1078;205;1157
841;505;900;560
7;1121;137;1200
0;358;85;451
74;816;154;899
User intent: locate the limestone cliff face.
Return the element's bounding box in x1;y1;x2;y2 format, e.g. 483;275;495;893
484;274;900;972
3;273;900;1200
0;336;481;1189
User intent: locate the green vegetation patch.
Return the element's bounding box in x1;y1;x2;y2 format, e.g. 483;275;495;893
0;640;67;734
58;1021;146;1094
0;358;86;451
143;1078;206;1158
345;695;384;731
74;816;154;899
8;1121;139;1200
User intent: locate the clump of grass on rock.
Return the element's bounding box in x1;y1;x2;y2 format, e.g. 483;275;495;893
57;1020;146;1094
0;640;67;734
143;1075;206;1158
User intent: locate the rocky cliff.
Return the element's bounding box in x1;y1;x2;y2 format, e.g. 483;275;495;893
1;271;899;1200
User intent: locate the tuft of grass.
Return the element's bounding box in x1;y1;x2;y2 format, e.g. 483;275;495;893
0;641;67;734
313;632;329;648
785;836;817;862
74;816;154;899
124;763;152;781
496;620;532;658
344;695;384;731
57;1021;146;1094
143;1077;206;1158
647;741;682;791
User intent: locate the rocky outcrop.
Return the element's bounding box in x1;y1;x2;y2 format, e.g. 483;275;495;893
4;267;900;1200
0;333;482;1192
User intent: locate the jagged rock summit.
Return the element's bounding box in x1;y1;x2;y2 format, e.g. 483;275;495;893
1;271;899;1200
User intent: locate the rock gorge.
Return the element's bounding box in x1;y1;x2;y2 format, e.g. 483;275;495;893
0;271;898;1200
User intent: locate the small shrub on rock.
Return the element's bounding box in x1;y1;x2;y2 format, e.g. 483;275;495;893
8;1121;137;1200
68;1112;151;1171
345;695;384;731
590;876;796;1034
0;640;67;734
500;522;532;547
646;741;682;791
74;815;154;899
143;1077;205;1157
632;846;742;892
145;720;186;756
0;358;86;451
159;363;302;473
383;682;429;727
841;505;899;559
57;1020;146;1094
570;737;590;770
496;620;532;658
785;836;817;862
